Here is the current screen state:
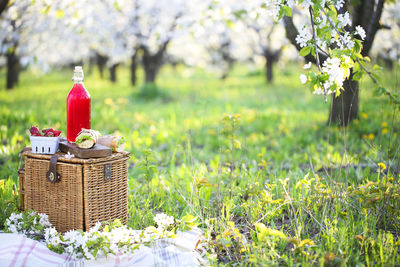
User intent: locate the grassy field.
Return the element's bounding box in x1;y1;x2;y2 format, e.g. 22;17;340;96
0;63;399;265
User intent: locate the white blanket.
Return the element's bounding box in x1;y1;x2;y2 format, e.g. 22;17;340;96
0;229;205;267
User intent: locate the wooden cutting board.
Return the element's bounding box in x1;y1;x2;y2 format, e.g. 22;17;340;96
59;140;112;158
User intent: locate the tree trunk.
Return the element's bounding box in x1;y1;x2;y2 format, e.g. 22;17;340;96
96;53;107;79
0;0;9;16
130;52;137;86
6;52;19;90
328;72;359;126
265;54;274;83
264;49;281;84
144;62;157;83
109;64;118;83
142;50;164;84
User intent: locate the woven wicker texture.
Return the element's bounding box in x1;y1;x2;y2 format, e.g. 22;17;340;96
83;158;129;229
21;151;129;233
24;157;84;232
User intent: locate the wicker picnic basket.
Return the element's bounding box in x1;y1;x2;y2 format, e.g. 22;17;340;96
18;150;130;232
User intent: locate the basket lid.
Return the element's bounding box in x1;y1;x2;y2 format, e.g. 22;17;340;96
22;149;130;164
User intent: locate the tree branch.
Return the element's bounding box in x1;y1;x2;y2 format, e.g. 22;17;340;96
322;7;399;105
283;15;327;64
309;6;327;102
0;0;9;16
363;0;385;56
352;0;375;32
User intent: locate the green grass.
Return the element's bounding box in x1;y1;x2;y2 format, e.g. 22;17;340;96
0;62;399;265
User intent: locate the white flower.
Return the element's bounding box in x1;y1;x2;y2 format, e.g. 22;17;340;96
5;211;178;260
335;0;345;9
29;211;37;217
336;32;354;49
337;12;351;28
301;0;313;9
265;0;282;20
321;57;347;90
296;25;312;48
38;213;52;227
303;62;312;69
286;0;295;8
89;222;102;233
8;224;18;234
313;87;333;95
44;228;61;246
355;25;366;40
316;37;327;50
64;152;75;159
154;213;174;229
300;74;308;84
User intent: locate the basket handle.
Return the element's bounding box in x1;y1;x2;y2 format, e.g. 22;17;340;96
46;155;61;183
18;147;32;173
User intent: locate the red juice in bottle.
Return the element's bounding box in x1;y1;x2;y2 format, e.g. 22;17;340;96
67;66;91;142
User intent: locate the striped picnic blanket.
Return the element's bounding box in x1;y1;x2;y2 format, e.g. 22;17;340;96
0;229;205;267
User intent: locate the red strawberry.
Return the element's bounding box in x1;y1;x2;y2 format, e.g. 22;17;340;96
42;128;50;135
53;130;62;137
30;126;41;136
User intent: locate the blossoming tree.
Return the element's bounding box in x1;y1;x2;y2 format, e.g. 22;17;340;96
235;8;287;83
280;0;398;125
121;0;195;84
211;0;399;125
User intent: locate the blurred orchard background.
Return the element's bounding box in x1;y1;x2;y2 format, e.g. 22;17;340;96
1;0;400;265
1;0;398;88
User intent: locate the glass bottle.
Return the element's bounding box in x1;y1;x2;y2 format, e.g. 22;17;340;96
67;66;91;142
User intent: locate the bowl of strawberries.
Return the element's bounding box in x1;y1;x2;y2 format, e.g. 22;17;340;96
30;126;62;154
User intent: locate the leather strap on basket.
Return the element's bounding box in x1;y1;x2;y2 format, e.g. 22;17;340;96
46;155;61;183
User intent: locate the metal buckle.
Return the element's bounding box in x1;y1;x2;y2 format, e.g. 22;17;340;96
104;164;112;180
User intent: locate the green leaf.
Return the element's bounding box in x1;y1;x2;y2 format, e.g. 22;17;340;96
300;46;312;57
373;64;382;71
281;6;292;17
353;39;362;54
373;86;385;96
352;71;363;81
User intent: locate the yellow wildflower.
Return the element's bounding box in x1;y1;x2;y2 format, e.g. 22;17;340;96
378;162;386;171
382;128;388;135
381;122;387;128
361;112;368;119
355;235;364;242
325;252;335;262
104;98;113;105
195;177;211;188
368;133;375;140
208;129;216;135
